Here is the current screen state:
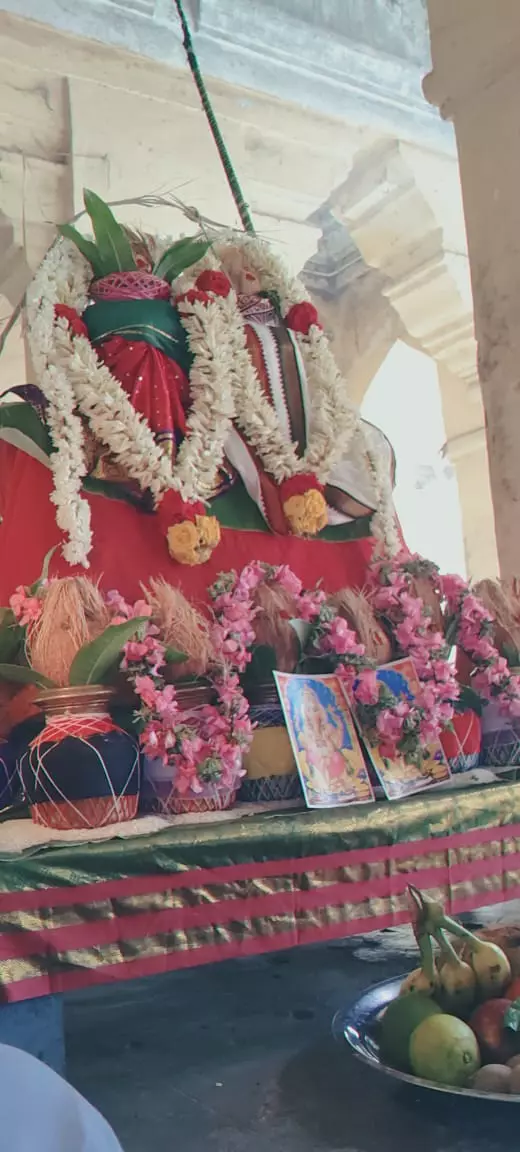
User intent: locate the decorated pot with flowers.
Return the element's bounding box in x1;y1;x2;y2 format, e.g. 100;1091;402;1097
0;570;143;829
210;563;304;804
113;582;250;814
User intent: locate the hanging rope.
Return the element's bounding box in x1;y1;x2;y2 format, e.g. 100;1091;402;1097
172;0;256;235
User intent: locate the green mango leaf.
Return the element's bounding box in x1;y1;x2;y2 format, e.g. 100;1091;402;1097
505;997;520;1033
68;617;149;686
153;237;211;284
83;189;137;275
289;618;313;656
28;546;57;596
455;684;484;717
0;612;25;664
58;223;105;278
503;641;520;669
444;613;459;648
242;644;278;688
0;663;55;688
164;647;188;665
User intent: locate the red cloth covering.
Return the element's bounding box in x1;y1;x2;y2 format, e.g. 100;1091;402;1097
96;336;190;449
0;444;376;604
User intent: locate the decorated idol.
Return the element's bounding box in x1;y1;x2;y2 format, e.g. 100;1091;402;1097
0;191;397;603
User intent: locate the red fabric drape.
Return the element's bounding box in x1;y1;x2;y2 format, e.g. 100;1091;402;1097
0;445;376;605
96;337;190;449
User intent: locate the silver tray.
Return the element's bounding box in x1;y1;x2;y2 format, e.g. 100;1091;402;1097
334;973;520;1103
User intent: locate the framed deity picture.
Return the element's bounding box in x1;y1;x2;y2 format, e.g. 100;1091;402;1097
274;672;375;809
354;657;451;801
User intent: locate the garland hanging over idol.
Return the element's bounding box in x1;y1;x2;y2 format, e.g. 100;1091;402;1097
0;189;519;828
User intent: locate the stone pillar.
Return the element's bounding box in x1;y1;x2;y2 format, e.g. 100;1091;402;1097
438;365;499;580
303;212;401;407
424;0;520;578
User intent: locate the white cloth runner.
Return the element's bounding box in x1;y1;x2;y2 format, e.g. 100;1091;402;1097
0;800;304;856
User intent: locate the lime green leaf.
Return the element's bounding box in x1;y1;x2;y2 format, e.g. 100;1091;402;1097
164;647;188;665
83;189;137;274
58;223;105;278
68;617;149;686
153;237;211;284
29;546;57;596
0;663;55;688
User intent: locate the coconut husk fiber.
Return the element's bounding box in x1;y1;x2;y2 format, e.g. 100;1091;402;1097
28;577;110;688
474;578;520;658
144;579;214;680
330;587;392;664
251;581;301;673
410;575;444;635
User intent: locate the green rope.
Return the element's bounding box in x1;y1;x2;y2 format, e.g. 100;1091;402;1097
172;0;256;235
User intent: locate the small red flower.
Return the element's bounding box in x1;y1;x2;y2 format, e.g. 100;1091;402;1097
176;288;210;307
285;302;321;336
195;270;232;298
54;304;88;339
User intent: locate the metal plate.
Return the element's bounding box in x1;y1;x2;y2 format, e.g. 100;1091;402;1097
334;974;519;1102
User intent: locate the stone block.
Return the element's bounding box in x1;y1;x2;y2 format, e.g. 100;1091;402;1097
0;64;68;162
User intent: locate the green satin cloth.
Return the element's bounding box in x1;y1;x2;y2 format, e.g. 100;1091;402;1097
83;299;192;375
0;781;518;892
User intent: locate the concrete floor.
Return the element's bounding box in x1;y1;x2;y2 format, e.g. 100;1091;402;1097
65;921;520;1152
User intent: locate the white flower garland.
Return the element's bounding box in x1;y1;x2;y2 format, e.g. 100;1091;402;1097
195;235;395;549
26;231;396;565
27;238;236;565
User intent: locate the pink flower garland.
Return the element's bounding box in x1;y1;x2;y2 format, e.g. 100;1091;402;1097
210;561;442;766
440;573;520;718
107;591;251;796
367;552;459;745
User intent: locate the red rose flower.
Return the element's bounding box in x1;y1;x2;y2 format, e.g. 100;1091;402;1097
176;288;210;307
195;271;232;298
54;304;88;339
285;302;321;335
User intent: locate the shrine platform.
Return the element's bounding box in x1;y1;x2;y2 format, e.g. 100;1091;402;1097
0;778;519;1072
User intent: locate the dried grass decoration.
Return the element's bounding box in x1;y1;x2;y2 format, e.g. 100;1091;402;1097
330;587;392;665
27;577;110;688
144;578;214;680
251;580;302;673
474;578;520;664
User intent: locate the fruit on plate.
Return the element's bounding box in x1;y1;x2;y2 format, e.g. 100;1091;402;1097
409;1014;480;1087
379;993;442;1071
406;886;511;1003
472;1065;512;1094
505;976;520;1001
469;999;519;1064
463;926;520;979
435;954;477;1018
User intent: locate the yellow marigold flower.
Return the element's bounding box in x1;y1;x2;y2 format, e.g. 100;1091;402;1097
167;516;221;565
283;490;327;536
